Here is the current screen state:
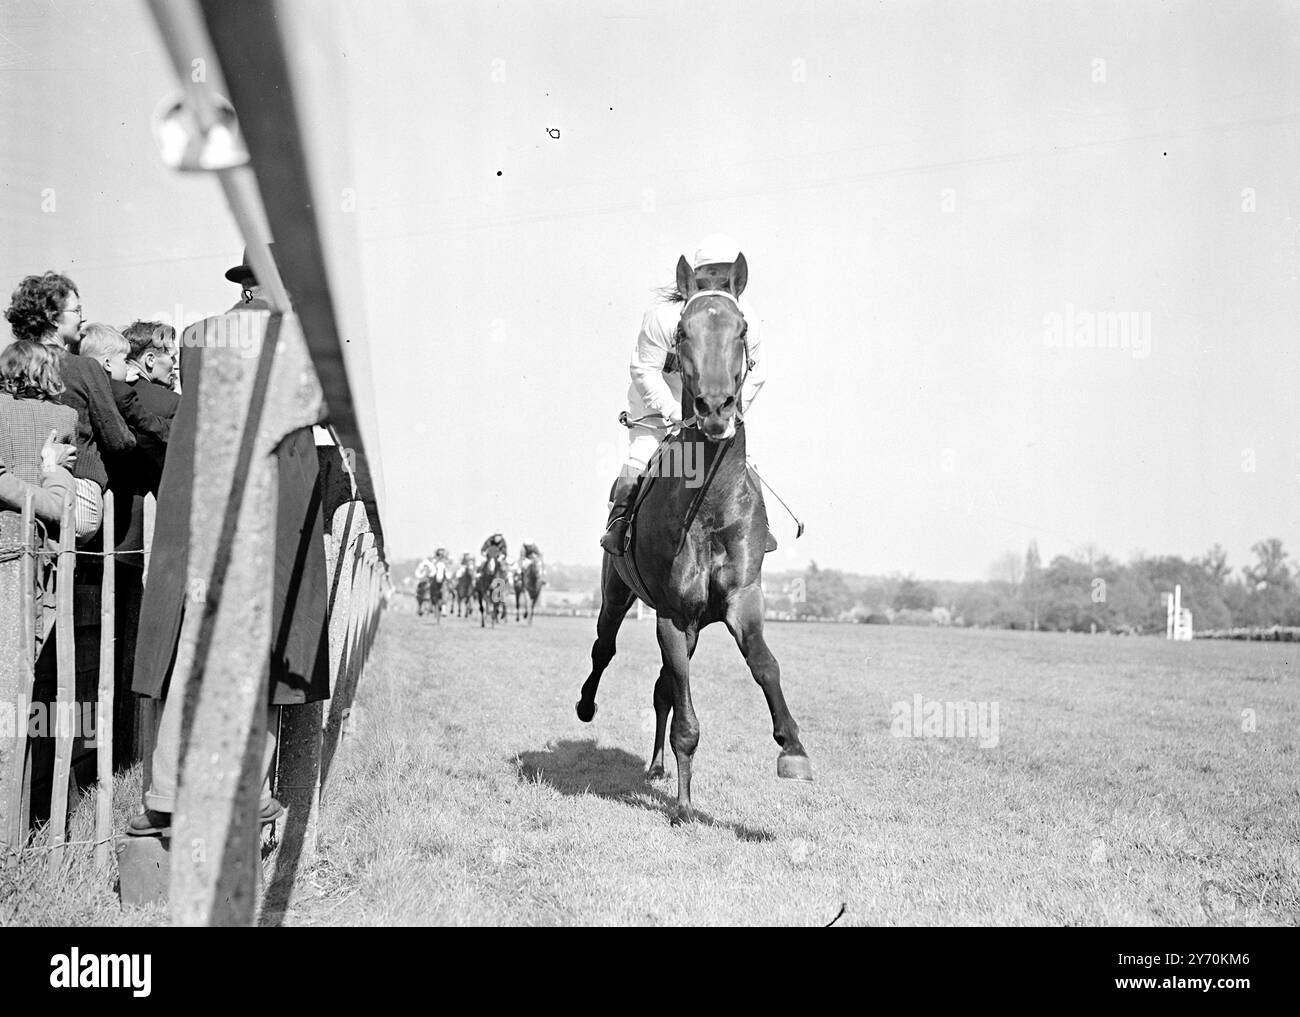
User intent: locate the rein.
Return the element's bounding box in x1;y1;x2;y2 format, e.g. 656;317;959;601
677;426;736;546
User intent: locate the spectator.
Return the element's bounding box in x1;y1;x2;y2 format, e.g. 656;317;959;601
5;272;137;540
112;323;183;767
0;340;95;539
123;320;179;401
78;322;169;469
122;321;180;492
3;277;129;820
131;246;329;835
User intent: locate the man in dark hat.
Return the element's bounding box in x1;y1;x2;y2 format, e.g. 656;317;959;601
129;241;328;835
224;243;275;309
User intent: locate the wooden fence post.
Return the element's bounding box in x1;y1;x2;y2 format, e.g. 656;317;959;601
95;490;115;871
0;494;37;860
48;492;77;873
168;310;322;926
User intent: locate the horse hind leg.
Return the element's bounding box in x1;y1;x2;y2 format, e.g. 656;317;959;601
647;625;695;780
576;557;635;723
656;616;700;823
647;670;671;779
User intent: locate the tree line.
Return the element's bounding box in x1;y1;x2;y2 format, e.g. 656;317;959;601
767;538;1300;633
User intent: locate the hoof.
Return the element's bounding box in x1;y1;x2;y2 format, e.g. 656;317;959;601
575;700;597;723
646;763;665;780
777;754;813;782
670;806;695;827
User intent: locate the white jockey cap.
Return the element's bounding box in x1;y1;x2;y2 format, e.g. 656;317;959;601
692;233;740;268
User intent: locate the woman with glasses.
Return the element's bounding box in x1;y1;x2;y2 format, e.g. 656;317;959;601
5;271;140;540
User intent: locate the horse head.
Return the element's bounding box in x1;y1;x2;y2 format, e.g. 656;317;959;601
674;252;750;442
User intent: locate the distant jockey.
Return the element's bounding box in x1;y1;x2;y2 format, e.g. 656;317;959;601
481;532;508;562
416;548;451;582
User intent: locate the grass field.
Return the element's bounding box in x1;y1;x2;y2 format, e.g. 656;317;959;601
6;612;1297;926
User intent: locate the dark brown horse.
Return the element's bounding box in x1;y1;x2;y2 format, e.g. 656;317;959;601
513;566;527;622
456;557;477;617
576;253;811;824
476;556;509;628
520;556;545;624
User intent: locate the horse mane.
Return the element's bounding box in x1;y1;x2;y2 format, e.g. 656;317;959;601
654;273;737;305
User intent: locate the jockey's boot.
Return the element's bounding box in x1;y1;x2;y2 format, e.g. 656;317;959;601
599;474;640;556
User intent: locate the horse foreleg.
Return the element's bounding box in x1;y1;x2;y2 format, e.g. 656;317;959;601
656;615;700;824
576;557;635;722
724;585;811;781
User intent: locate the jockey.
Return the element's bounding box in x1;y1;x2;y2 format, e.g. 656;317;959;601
599;233;766;556
416;548;451;580
521;540;542;562
481;532;508;561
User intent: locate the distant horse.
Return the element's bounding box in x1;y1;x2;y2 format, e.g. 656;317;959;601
576;253;810;824
417;560;448;622
512;566;527;621
518;556;545;625
455;560;477;617
476;556;509;628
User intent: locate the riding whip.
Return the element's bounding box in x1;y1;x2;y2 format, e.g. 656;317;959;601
747;463;805;538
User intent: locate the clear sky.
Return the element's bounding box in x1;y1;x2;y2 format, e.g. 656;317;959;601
3;0;1297;580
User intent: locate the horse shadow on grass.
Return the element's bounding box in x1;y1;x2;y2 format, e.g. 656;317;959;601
511;739;774;843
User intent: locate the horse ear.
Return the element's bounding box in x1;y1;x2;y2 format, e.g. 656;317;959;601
676;255;696;299
730;252;748;298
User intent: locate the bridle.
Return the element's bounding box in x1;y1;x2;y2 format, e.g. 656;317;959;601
672;289;755;421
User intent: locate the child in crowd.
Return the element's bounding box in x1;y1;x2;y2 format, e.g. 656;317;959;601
0;340;96;539
78;323;170;467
